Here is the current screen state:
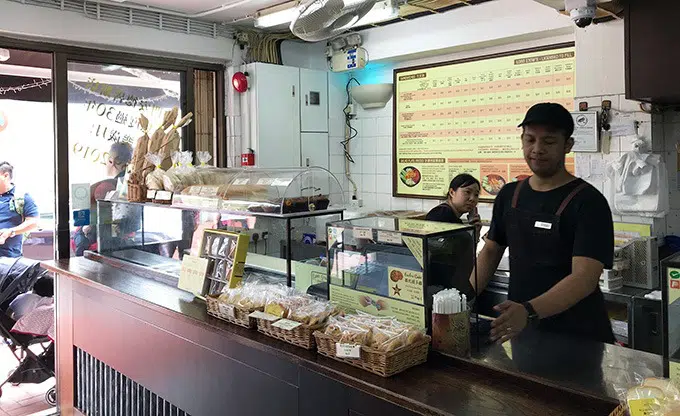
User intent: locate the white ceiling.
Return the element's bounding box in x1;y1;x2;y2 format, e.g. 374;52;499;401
122;0;284;22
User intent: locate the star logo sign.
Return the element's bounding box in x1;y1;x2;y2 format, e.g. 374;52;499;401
392;284;401;296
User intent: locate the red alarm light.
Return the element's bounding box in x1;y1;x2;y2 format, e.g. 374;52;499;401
232;72;248;93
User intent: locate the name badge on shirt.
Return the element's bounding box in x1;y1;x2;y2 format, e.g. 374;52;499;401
534;221;553;230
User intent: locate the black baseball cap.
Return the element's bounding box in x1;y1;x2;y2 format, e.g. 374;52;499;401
518;103;574;138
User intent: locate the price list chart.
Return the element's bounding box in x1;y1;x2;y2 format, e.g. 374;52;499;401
393;44;576;199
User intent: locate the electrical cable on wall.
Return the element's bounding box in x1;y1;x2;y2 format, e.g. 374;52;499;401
344;77;360;200
237;31;294;65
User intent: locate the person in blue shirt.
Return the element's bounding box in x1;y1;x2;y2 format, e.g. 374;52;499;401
0;162;39;258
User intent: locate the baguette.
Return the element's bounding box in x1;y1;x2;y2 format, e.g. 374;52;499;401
159;112;193;170
144;108;178;172
129;114;150;182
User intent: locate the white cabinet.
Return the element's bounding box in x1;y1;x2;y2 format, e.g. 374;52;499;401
243;63;328;170
247;63;301;168
300;69;328;133
301;132;329;169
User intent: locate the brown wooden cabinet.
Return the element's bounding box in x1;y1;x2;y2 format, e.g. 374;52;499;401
626;0;680;104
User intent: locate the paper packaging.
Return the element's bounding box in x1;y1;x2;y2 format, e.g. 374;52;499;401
432;310;471;358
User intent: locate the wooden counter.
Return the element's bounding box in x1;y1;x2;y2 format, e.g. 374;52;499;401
47;257;637;416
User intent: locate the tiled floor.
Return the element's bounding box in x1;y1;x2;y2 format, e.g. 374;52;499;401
0;343;54;416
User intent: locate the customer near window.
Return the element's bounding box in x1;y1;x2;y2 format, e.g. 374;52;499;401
72;142;133;256
472;103;615;344
0;162;39;258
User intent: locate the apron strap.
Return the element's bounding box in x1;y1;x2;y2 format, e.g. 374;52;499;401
556;181;589;216
511;180;526;208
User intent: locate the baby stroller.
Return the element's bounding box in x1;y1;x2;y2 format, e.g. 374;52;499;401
0;257;56;405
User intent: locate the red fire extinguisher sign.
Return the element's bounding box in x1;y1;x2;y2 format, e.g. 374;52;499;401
241;148;255;166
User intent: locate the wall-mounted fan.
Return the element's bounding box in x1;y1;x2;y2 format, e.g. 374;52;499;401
290;0;378;42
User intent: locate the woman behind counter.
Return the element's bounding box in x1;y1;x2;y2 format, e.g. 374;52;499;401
425;173;482;298
426;173;481;225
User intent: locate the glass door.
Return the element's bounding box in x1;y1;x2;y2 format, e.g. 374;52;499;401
66;61;184;257
0;47;55;261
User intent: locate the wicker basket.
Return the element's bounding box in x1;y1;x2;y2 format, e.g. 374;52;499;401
127;182;147;202
609;405;627;416
205;296;258;329
313;331;431;377
256;318;324;350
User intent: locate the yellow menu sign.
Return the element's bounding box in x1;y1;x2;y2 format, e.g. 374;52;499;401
394;45;576;199
330;285;426;329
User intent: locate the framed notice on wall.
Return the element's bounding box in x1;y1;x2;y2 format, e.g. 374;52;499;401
393;43;576;200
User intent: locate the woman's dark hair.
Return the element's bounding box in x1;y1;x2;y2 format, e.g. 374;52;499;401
33;275;54;297
449;173;480;192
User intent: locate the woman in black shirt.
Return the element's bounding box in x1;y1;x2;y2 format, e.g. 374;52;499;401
425;173;481;298
426;173;481;225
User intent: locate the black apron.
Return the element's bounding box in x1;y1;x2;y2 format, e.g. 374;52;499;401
505;180;615;344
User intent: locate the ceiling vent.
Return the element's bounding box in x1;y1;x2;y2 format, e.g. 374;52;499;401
7;0;234;39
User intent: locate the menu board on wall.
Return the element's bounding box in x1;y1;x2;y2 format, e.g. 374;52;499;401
393;44;576;199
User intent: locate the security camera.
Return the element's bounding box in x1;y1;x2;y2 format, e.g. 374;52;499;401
565;0;597;28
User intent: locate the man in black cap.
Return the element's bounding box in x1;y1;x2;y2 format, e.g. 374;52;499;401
472;103;615;344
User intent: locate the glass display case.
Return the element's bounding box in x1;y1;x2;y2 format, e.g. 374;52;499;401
172;167;342;215
325;216;476;330
93;167;345;288
662;253;680;383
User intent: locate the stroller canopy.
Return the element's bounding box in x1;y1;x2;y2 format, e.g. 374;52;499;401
0;257;46;311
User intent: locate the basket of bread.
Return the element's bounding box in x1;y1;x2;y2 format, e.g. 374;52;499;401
611;376;680;416
206;278;290;329
313;312;430;377
254;291;341;350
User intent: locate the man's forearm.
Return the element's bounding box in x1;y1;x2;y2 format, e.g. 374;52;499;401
470;245;503;295
12;217;39;235
530;273;599;319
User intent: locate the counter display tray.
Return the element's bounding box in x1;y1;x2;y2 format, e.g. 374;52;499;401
610;405;626;416
256;317;323;350
205;296;259;329
313;330;431;377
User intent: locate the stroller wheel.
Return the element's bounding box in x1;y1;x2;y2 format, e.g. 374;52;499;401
45;387;56;406
7;369;18;387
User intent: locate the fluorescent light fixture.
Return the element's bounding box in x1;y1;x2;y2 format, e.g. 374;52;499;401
355;0;399;26
255;7;300;28
255;0;398;29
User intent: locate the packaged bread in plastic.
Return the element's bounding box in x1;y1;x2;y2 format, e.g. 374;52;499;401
616;375;680;416
288;300;339;326
144;153;165;190
322;313;425;351
163;151;202;192
264;292;311;318
196;151;212;168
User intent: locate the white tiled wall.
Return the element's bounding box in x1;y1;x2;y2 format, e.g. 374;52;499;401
573;20;675;237
332;98;444;213
324;20;678;239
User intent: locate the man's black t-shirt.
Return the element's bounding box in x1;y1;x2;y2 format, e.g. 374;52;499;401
488;178;614;269
425;204;463;224
487;178;615;343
